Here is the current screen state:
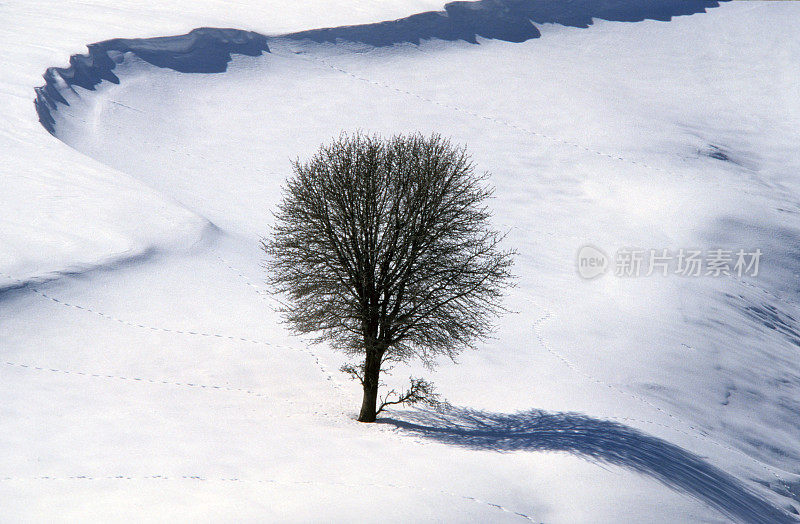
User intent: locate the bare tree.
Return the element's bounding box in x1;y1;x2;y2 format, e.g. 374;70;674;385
263;132;514;422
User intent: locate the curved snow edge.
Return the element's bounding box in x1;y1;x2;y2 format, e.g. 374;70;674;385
33;0;728;134
34;28;270;134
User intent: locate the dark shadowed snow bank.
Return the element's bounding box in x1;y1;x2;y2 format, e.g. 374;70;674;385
34;0;726;133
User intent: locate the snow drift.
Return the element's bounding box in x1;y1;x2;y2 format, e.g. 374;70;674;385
34;0;726;134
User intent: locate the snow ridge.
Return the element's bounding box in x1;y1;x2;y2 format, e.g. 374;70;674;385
34;28;269;133
33;0;727;133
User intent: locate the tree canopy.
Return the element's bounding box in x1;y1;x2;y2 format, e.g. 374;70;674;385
263;132;514;421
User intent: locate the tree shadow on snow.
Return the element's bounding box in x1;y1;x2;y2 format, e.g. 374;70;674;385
379;407;796;523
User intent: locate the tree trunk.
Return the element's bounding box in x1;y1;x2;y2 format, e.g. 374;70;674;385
357;348;382;422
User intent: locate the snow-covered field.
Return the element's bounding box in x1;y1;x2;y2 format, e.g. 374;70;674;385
1;0;799;521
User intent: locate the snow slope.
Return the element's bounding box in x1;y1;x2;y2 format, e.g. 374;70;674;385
2;0;799;521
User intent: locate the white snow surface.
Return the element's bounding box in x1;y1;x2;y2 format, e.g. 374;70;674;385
2;0;799;522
